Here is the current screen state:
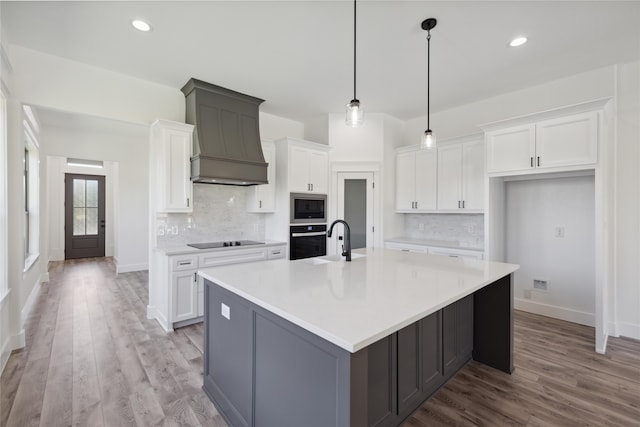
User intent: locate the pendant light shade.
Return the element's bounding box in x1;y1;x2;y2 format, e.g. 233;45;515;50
420;17;437;149
345;0;363;127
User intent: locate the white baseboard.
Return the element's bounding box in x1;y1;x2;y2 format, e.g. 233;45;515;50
49;248;64;261
116;262;148;274
21;279;42;327
152;307;173;333
147;304;156;320
617;321;640;341
1;330;25;375
596;332;609;355
514;298;595;327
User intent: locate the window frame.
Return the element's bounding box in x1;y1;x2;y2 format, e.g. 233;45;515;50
23;105;40;271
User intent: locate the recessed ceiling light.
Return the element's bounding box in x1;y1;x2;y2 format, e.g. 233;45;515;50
132;19;151;32
509;36;527;47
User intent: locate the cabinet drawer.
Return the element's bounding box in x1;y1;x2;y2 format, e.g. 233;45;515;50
199;248;268;267
428;248;483;260
385;242;428;253
267;246;286;260
171;255;198;271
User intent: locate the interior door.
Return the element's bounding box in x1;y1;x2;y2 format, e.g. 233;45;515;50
65;173;106;259
336;172;374;253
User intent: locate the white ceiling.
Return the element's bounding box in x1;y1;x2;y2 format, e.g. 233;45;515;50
3;1;640;124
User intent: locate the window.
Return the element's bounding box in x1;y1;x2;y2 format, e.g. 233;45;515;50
0;90;7;301
23;105;39;271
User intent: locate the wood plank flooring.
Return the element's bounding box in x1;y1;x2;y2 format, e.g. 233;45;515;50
1;257;639;426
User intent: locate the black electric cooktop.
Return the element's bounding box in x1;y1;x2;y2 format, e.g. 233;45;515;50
187;240;264;249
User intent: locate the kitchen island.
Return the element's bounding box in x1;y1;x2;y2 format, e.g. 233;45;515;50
198;248;519;427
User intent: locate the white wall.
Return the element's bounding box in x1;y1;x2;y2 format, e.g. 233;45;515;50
403;66;616;145
42;124;149;272
505;175;596;326
7;45;184;124
47;156;117;261
613;61;640;338
260;111;304;141
327;112;405;242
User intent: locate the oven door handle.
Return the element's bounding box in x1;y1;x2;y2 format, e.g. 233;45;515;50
291;232;327;238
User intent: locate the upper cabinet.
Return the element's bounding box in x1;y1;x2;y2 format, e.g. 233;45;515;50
151;120;194;213
396;149;437;212
437;141;484;211
276;138;330;194
485;111;598;175
247;140;277;212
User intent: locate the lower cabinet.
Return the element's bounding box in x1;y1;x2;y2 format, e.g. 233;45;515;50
172;270;200;323
204;278;475;427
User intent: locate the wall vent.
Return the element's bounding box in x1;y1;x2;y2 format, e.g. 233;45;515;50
533;279;548;291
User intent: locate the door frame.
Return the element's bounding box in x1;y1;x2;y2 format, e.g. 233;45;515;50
330;162;382;255
336;172;374;253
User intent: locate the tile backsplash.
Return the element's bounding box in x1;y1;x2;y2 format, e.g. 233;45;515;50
404;213;484;249
155;184;265;248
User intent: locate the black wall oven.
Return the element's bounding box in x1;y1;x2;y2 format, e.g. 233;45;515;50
289;224;327;260
290;193;327;224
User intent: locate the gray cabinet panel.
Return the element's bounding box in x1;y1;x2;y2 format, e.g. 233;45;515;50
366;336;396;427
443;294;474;377
458;294;474;360
204;284;253;427
254;313;342;427
442;303;458;377
420;311;443;397
397;323;420;414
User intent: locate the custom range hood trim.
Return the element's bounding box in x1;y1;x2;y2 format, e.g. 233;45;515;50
181;78;268;185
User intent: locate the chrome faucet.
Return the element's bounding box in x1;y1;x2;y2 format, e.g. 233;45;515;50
327;219;351;261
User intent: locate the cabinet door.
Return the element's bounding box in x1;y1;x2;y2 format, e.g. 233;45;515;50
486;125;535;174
437;145;462;210
420;311;443;397
172;271;198;322
461;141;485;210
289;145;310;192
307;150;329;193
197;277;204;317
395;152;416;211
536;111;597;169
414;150;437;210
397;323;421;414
163;128;193;212
442;303;459;377
248;142;276;212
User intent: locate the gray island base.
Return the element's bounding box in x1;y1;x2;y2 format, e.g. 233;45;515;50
199;249;516;427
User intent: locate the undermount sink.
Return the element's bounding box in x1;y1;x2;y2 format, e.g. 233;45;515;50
300;253;366;264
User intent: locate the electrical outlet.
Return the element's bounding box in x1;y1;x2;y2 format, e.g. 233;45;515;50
555;226;565;238
533;279;548;291
418;223;425;231
221;303;230;320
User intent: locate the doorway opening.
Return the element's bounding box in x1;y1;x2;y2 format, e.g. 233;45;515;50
336;172;374;253
65;173;106;259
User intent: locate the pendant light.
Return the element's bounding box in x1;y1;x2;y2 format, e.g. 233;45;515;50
346;0;363;127
421;18;437;149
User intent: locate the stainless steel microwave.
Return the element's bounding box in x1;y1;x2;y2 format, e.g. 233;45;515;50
290;193;327;224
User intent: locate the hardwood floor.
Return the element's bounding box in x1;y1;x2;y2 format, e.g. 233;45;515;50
2;258;639;426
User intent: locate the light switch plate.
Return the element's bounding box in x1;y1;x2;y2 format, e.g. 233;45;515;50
221;303;230;320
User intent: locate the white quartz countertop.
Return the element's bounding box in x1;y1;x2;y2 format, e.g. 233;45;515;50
156;240;286;256
386;237;484;251
198;248;518;353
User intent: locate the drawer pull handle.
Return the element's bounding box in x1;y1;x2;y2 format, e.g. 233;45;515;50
178;261;192;266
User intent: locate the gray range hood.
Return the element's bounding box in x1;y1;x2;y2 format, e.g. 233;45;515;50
181;78;268;185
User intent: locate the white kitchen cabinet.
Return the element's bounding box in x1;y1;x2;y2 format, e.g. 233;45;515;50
485;111;597;175
248;140;277;212
288;143;329;194
385;240;484;259
535;112;598;169
437;141;484;211
150;120;194;213
172;270;199;322
151;243;286;331
385;242;428;253
395;149;437;212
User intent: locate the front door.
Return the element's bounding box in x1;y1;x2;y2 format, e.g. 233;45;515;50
336;172;374;252
65;173;106;259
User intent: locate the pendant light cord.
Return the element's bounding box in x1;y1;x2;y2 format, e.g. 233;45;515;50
427;30;431;130
353;0;357;101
